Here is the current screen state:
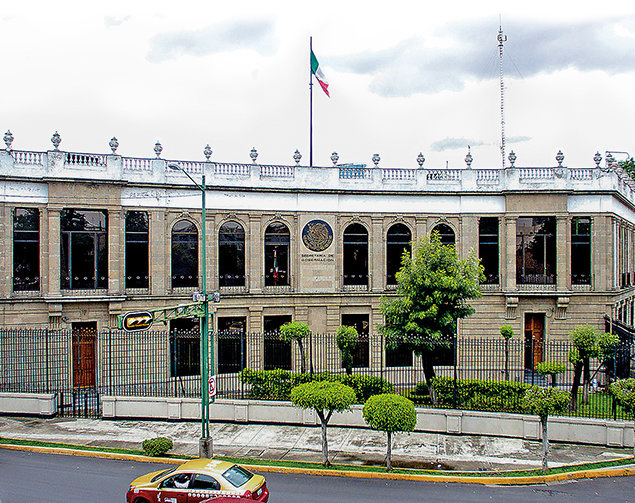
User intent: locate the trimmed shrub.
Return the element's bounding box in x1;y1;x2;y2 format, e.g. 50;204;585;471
142;437;173;457
240;369;393;403
431;376;531;413
403;381;430;405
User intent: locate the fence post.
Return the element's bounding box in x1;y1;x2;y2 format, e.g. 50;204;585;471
380;331;384;383
45;328;50;393
108;328;113;396
240;331;245;400
453;333;458;407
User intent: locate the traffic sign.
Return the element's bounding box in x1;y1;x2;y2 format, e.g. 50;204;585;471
208;375;217;397
121;311;153;332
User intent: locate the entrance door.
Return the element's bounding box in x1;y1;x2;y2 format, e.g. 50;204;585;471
72;322;97;388
524;313;544;370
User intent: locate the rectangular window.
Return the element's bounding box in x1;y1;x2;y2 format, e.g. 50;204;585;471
479;217;499;284
169;319;200;377
263;315;292;370
218;317;247;374
385;343;413;367
516;216;556;285
125;211;149;289
571;217;591;285
13;208;40;291
60;209;108;290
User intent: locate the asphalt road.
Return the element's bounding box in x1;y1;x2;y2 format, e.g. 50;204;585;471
0;449;633;503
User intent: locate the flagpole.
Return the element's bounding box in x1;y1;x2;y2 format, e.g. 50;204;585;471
309;36;313;167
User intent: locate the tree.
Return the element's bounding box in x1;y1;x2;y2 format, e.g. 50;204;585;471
610;378;635;456
336;325;358;375
290;380;356;466
522;386;570;472
362;394;417;471
500;325;514;380
536;361;566;388
379;233;483;388
279;321;310;374
568;325;619;410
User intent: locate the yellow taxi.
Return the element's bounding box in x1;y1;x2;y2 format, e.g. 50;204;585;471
126;458;269;503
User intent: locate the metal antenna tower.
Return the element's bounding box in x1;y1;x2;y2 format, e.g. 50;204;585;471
498;24;507;169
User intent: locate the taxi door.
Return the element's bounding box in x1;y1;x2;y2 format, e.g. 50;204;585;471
157;473;192;503
187;473;223;503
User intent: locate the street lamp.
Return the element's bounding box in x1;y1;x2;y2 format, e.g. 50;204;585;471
168;163;212;458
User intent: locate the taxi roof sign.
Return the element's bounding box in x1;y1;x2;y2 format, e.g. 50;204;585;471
121;311;154;332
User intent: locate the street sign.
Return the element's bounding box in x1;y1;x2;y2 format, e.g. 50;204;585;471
208;375;217;397
121;311;153;332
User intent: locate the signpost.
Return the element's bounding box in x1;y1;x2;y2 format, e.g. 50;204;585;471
208;375;217;398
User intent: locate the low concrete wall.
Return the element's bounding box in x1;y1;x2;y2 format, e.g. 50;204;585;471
101;395;634;448
0;392;57;417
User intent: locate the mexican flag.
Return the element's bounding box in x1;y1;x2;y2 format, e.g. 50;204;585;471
311;49;329;97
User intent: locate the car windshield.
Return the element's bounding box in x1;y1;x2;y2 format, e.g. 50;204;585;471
151;467;176;482
222;465;253;487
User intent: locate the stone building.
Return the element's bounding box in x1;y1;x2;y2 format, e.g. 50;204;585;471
1;134;634;388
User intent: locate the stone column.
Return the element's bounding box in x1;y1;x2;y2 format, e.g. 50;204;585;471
48;208;61;295
150;210;167;295
0;206;8;296
556;216;569;291
248;306;263;370
108;210;123;294
40;207;49;295
249;216;262;293
371;217;383;291
504;216;517;291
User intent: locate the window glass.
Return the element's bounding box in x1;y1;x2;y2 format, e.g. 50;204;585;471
222;465;254;487
516;217;556;285
125;211;149;289
13;208;40;291
386;223;411;286
192;474;220;490
264;223;290;286
171;220;198;288
169;319;200;377
60;209;108;289
343;223;369;286
479;217;499;284
219;221;246;287
431;223;455;246
571;217;591;285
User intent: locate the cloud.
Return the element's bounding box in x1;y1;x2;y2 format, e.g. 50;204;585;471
104;15;130;27
431;138;486;152
331;17;635;97
507;136;531;144
147;20;276;62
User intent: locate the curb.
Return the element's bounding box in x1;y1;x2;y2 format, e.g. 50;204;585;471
1;442;634;486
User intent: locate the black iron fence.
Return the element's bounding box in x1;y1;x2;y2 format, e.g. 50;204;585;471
1;327;633;419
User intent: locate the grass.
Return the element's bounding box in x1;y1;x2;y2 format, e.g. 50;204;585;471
0;436;632;479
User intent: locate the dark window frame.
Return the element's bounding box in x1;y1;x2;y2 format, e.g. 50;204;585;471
343;223;369;286
571;216;591;285
431;223;456;246
479;217;500;285
264;222;290;286
516;216;556;285
13;207;40;292
171;219;199;289
125;211;149;289
386;223;412;286
219;221;246;287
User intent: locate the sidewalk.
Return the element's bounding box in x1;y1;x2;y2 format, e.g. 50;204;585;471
0;415;631;472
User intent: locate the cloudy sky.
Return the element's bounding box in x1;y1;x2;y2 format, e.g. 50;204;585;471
2;1;635;169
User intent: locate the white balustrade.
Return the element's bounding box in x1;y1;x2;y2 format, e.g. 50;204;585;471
339;166;372;179
65;152;107;167
123;157;153;172
214;163;251;176
382;168;416;181
425;169;460;182
476;170;499;183
569;168;593;180
11;150;43;166
260;165;294;178
519;167;554;179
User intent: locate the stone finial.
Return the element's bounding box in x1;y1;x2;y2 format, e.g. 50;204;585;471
203;144;213;161
508;150;517;168
154;141;163;158
51;131;61;150
293;149;302;165
109;137;119;154
330;152;339;166
416;152;425;168
593;151;602;168
3;130;14;151
250;147;258;163
372;153;380;167
555;150;565;167
464;146;473;168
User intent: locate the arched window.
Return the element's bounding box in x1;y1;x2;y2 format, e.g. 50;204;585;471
171;220;198;288
264;222;290;286
386;223;411;286
218;221;245;287
343;223;368;286
432;223;455;246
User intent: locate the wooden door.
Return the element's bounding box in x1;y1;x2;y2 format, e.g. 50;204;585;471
72;322;97;388
524;313;545;370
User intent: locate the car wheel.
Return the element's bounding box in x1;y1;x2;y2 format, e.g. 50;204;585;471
133;498;150;503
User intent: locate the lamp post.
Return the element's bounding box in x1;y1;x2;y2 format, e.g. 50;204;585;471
168;163;212;458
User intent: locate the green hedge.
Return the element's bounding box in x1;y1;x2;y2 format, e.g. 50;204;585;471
240;369;394;403
142;437;173;457
431;376;531;413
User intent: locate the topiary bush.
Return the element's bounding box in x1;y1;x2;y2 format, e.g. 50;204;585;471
240;369;393;403
142;437;173;457
403;381;430;405
536;361;567;387
431;376;531;413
